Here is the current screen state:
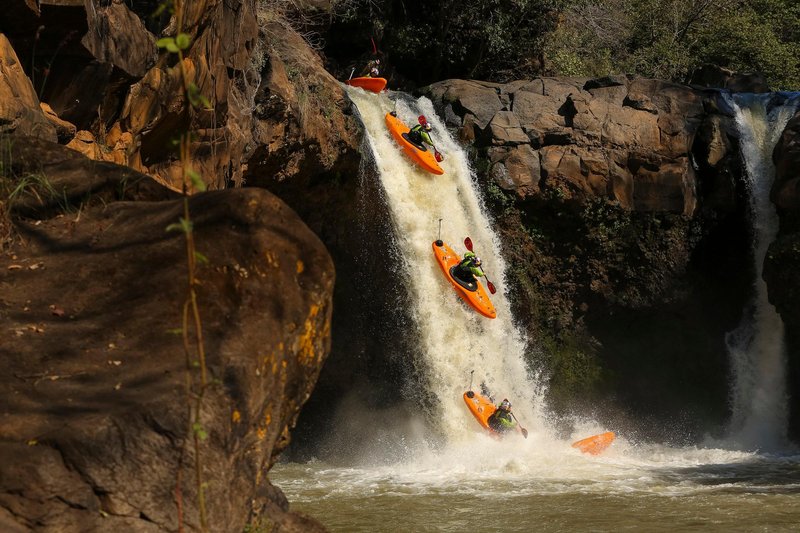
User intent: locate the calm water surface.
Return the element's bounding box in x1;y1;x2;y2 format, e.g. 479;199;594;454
271;437;800;532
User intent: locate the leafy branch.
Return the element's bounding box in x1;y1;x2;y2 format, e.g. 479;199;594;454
155;0;214;530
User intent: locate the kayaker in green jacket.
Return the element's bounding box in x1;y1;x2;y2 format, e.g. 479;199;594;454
488;399;517;433
408;115;436;150
454;251;484;284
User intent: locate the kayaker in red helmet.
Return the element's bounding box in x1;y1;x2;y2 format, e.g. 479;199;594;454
487;399;517;433
408;115;444;162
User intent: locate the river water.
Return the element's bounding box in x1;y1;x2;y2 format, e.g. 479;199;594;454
271;442;800;532
271;88;800;531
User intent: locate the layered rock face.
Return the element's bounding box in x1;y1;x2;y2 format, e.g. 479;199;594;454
425;76;718;214
0;138;332;531
2;0;360;191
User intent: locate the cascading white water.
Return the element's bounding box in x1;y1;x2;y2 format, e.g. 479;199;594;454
272;87;800;532
345;87;550;442
724;93;800;451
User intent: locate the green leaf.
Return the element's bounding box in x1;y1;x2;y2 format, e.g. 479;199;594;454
156;37;175;50
194;251;209;264
186;83;213;110
165;328;183;335
187;169;206;192
166;41;179;53
176;33;192;50
166;218;192;234
180;217;192;234
192;422;208;441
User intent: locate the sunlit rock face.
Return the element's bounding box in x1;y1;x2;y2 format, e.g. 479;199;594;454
3;0;360;192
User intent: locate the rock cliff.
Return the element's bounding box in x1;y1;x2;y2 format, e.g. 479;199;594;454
422;76;759;437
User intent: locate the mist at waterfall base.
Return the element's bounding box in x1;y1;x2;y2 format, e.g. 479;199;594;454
270;89;800;531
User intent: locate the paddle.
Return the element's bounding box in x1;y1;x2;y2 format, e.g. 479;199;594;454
511;413;528;438
463;237;496;294
434;147;444;162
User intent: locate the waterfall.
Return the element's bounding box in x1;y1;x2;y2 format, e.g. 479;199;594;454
724;92;800;451
345;87;549;442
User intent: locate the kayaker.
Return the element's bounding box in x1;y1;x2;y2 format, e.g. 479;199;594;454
408;115;436;150
453;251;484;284
487;399;517;433
360;58;380;78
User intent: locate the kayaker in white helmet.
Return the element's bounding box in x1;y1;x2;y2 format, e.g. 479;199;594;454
453;250;484;285
360;58;380;78
487;398;517;433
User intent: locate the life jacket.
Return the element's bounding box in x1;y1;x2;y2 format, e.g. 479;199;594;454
408;124;425;145
489;409;515;430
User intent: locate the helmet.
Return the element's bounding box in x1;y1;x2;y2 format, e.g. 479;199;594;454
500;399;511;411
473;256;482;267
418;115;427;125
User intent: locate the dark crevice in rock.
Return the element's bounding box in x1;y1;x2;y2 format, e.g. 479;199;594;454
558;97;577;128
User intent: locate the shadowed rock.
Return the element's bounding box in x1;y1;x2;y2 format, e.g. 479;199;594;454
0;138;332;531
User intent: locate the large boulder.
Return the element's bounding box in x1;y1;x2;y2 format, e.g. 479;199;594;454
0;138;331;531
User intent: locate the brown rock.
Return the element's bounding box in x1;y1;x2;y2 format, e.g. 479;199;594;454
488;111;529;145
0;34;56;141
39;102;76;143
0;137;332;532
488;144;540;197
79;0;157;78
511;89;567;135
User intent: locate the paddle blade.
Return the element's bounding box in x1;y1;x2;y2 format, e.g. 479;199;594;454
521;427;528;439
434;149;444;162
486;281;496;294
464;237;473;251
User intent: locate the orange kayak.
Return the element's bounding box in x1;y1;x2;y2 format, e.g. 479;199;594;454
385;113;444;175
345;77;387;93
572;431;615;455
432;240;496;319
463;390;499;434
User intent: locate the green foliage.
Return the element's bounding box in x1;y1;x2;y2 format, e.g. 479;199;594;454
331;0;570;83
545;0;800;89
166;217;193;234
